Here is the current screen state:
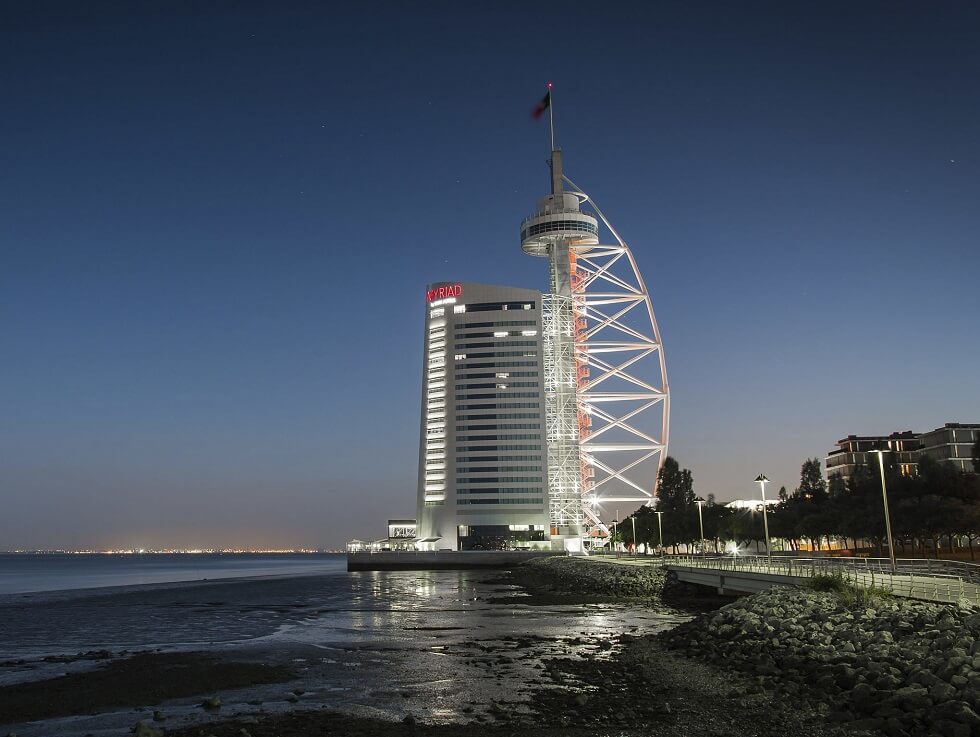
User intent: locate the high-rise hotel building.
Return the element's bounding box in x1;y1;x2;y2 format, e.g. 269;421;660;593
416;282;551;550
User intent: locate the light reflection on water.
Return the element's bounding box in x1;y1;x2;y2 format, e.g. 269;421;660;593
1;567;692;737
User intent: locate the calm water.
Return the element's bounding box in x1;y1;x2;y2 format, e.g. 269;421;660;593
0;553;345;595
0;557;690;736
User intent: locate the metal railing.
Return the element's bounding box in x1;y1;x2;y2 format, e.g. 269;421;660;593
665;554;980;606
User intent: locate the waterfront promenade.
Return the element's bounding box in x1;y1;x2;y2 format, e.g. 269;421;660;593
589;554;980;605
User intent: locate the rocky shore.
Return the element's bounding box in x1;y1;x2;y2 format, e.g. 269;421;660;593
505;555;725;611
661;585;980;737
512;555;667;599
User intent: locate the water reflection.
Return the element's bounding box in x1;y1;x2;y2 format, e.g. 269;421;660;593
2;567;692;737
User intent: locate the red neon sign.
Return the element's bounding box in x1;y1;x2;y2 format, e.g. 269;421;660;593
426;283;462;302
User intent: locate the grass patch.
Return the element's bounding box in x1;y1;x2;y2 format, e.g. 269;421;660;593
805;572;891;607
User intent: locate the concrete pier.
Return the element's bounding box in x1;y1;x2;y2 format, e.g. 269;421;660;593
346;550;563;571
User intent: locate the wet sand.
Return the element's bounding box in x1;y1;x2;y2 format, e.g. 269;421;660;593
0;652;293;724
0;566;857;737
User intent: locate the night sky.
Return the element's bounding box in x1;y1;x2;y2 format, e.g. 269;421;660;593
3;1;978;550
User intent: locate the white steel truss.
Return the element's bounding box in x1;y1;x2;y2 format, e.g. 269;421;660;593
542;293;585;532
563;174;670;533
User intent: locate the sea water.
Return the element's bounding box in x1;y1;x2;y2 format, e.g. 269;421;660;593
0;560;690;737
0;553;345;595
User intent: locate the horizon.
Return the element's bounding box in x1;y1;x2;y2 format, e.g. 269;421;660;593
3;1;979;550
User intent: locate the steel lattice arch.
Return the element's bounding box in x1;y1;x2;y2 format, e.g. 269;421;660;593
522;150;669;544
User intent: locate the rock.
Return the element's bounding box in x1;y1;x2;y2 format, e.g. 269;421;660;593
875;673;901;691
850;682;878;711
893;686;932;711
931;682;958;702
932;701;980;727
884;717;910;737
131;722;163;737
200;696;221;710
851;717;885;731
935;719;971;737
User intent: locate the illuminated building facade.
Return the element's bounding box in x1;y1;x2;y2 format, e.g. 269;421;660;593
413;147;670;551
825;423;980;487
826;431;922;486
415;282;551;550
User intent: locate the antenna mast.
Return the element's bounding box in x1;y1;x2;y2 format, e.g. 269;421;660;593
547;81;555;151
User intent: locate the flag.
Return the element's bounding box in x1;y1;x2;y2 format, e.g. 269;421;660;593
531;90;551;120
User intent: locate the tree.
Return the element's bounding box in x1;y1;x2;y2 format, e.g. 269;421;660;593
778;485;788;502
701;495;732;553
656;457;695;511
797;458;828;503
655;456;698;552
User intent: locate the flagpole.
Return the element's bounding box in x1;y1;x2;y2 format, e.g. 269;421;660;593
547;82;555;151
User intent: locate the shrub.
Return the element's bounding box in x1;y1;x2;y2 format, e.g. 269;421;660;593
805;572;891;607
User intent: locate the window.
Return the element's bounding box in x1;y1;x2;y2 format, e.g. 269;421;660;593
456;466;542;473
456;477;544;484
457;498;544;505
456;423;541;431
460;351;538;359
463;301;537;313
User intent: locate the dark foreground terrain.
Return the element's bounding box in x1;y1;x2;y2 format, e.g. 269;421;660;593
159;636;854;737
0;557;865;737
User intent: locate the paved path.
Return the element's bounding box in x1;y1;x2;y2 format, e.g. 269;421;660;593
584;554;980;605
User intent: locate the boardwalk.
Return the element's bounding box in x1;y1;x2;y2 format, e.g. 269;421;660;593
587;553;980;605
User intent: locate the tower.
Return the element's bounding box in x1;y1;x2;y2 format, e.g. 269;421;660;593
521;147;669;545
521;150;598;548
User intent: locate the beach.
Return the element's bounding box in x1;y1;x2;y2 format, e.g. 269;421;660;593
0;554;865;737
0;556;680;736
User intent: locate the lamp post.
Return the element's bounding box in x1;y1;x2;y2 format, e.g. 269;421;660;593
611;517;619;556
869;449;897;573
631;515;637;556
695;500;706;558
655;511;664;556
755;474;772;565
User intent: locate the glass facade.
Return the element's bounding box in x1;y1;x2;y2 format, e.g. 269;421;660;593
416;282;550;551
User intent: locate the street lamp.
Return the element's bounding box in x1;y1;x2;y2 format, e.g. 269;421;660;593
655;510;664;556
755;474;772;565
695;500;706;558
631;515;637;556
869;449;898;573
611;517;620;556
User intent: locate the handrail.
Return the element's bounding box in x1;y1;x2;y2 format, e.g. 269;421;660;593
663;554;980;605
666;554;980;579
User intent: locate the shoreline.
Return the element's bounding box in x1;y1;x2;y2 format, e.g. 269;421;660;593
1;557;857;737
12;557;975;736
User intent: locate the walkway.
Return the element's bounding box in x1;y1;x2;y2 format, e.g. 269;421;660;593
586;554;980;605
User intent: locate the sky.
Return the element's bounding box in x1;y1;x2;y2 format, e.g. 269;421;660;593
2;1;978;550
